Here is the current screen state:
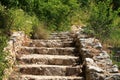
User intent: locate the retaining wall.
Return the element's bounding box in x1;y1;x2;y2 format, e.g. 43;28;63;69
3;31;28;80
75;29;120;80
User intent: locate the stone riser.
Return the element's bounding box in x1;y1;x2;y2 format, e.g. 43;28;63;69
16;65;81;76
49;33;74;40
49;32;75;38
19;47;75;55
49;34;72;38
23;40;73;47
9;78;83;80
18;57;79;65
49;37;72;40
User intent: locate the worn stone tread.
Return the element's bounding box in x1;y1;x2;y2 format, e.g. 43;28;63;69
17;75;83;80
20;54;79;59
31;40;73;42
19;47;75;55
16;64;80;68
23;40;73;47
20;47;75;49
18;54;79;65
15;64;81;76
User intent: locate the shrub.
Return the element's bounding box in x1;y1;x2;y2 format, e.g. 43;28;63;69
86;0;120;41
70;7;90;26
32;0;79;31
0;5;34;36
6;9;35;36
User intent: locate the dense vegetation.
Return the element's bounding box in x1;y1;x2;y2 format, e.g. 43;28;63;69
0;0;120;79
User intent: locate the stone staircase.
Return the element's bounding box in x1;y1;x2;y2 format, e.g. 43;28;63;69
9;32;84;80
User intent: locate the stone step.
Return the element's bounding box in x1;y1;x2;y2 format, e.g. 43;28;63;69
48;36;73;41
50;32;70;36
18;54;79;65
9;75;84;80
23;40;73;47
19;47;75;55
48;36;74;40
50;32;75;37
49;36;72;39
15;64;82;76
49;32;74;40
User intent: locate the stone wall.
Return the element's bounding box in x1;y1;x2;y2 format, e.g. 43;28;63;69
75;29;120;80
3;31;28;80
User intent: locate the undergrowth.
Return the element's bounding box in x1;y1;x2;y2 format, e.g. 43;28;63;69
110;50;120;70
0;35;8;80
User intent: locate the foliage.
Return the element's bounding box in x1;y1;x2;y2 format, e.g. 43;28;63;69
86;0;120;41
112;0;120;10
0;4;8;31
6;9;36;36
0;35;8;80
30;0;79;31
0;0;19;8
107;28;120;47
0;4;32;35
0;4;8;79
0;0;79;31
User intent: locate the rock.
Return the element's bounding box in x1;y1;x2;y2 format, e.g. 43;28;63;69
105;73;120;80
95;51;110;60
94;42;102;49
81;48;92;58
101;51;110;58
85;38;95;46
85;58;104;73
86;57;93;61
110;65;119;73
88;65;104;73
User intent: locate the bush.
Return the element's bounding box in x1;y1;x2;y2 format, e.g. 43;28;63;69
0;5;34;36
6;9;35;36
86;0;120;41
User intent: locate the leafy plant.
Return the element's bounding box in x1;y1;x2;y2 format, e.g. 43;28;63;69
6;9;35;36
